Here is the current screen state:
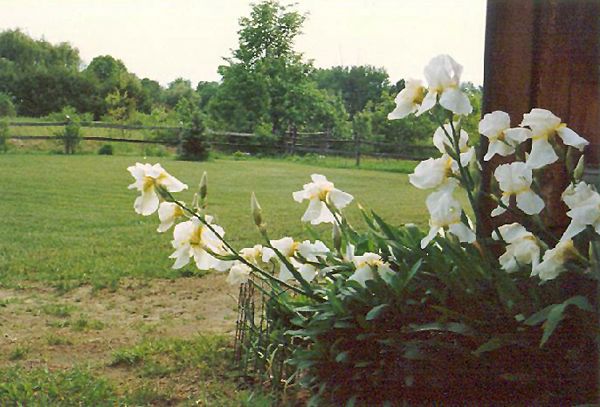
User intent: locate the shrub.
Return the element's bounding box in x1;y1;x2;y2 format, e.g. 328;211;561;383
98;144;113;155
0;120;9;153
0;92;16;117
178;111;209;161
57;120;81;154
46;106;93;124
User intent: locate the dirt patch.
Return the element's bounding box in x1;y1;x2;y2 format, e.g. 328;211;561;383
0;274;240;402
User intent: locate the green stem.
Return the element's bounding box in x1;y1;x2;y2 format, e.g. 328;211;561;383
433;114;480;235
164;191;317;299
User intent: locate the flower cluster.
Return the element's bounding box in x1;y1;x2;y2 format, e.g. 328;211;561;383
389;54;593;281
128;164;400;290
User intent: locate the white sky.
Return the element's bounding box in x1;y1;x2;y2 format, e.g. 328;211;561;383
0;0;486;86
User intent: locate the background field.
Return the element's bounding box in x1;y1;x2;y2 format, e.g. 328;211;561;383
0;154;428;288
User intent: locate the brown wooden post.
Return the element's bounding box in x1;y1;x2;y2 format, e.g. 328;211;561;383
290;125;297;155
481;0;600;238
482;2;600;401
354;130;361;167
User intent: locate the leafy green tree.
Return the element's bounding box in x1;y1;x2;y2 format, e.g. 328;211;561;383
84;55;146;119
365;90;437;145
0;29;88;116
139;78;164;113
208;1;346;137
196;81;219;110
313;65;390;117
164;78;197;109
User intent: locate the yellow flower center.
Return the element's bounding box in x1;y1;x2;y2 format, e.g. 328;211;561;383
413;86;426;104
173;205;184;218
142;173;167;193
190;225;203;247
502;186;530;197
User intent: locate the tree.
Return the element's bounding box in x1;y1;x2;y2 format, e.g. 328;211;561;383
139;78;164;113
208;1;346;137
313;65;390;117
84;55;146;119
164;78;197;109
0;29;86;116
196;81;219;110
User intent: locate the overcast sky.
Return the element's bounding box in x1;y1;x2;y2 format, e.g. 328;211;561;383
0;0;487;86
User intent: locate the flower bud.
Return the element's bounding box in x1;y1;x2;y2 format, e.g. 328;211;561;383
191;192;199;210
573;155;585;181
199;172;208;201
332;222;342;252
250;192;263;227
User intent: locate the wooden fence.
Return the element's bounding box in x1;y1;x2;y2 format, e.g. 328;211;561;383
6;120;437;164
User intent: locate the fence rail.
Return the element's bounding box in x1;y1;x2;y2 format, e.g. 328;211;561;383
7;120;438;164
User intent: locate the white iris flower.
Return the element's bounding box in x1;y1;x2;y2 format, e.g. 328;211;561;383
292;174;353;225
421;188;475;248
169;218;230;271
127;163;188;216
491;162;544;216
520;108;589;169
226;262;252;285
263;238;328;283
492;223;540;273
157;202;186;233
409;154;458;190
560;182;600;242
388;79;426;120
348;252;394;287
479;111;530;161
417;54;473;116
531;240;576;281
432;123;475;166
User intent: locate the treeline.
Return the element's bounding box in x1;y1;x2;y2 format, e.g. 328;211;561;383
0;1;481;146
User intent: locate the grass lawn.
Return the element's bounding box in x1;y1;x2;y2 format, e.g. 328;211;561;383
0;154;429;288
0;153;430;404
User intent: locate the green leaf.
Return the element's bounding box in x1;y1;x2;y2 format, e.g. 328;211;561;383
408;322;476;337
365;304;389;321
473;335;519;356
335;351;349;363
524;296;594;347
400;259;423;290
371;211;397;241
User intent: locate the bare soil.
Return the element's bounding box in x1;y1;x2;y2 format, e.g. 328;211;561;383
0;274;239;403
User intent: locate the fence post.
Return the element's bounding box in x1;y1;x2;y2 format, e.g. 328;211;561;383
64;115;72;154
290;125;297;155
354;130;361;167
176;121;184;157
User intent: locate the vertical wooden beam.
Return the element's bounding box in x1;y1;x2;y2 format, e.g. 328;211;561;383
481;0;600;238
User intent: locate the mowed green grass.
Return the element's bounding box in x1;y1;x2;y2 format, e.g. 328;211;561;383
0;154;429;288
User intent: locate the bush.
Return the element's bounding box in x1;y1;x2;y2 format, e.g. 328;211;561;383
284;217;597;405
0;92;16;118
0;120;9;152
57;120;81;154
178;111;209;161
46;106;93;124
98;144;113;155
